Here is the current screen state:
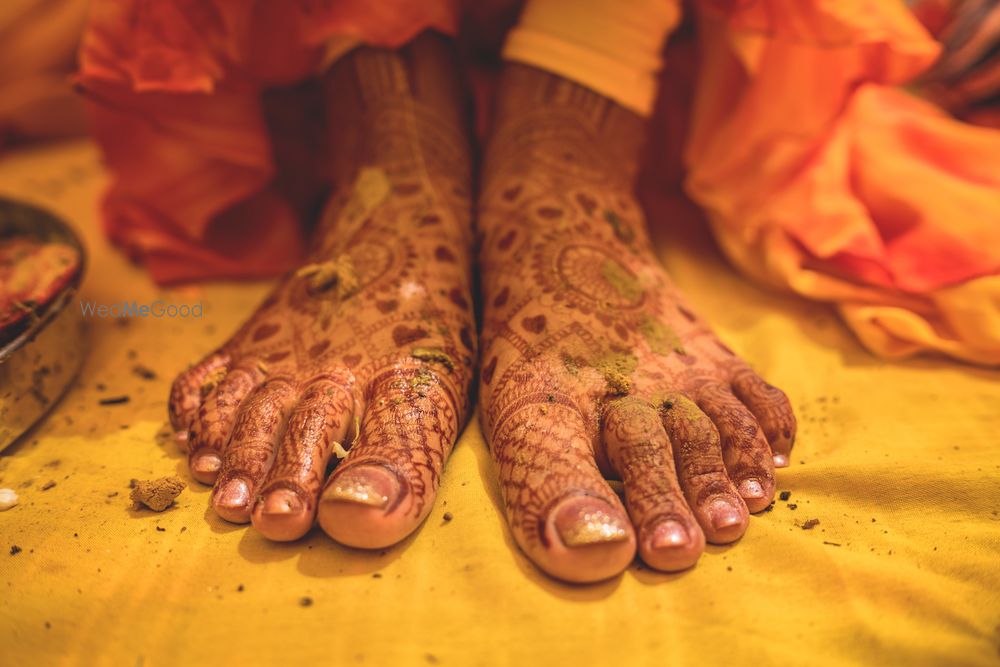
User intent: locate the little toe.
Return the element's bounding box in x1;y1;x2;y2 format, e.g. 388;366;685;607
318;365;464;549
168;350;229;448
252;376;354;541
211;378;297;523
696;384;776;513
731;367;797;467
603;397;705;572
187;366;260;485
492;399;636;583
661;393;749;544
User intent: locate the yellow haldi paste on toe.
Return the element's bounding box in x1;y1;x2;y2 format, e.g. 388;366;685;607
411;347;455;371
592;350;637;396
638;316;684;355
600;260;642;302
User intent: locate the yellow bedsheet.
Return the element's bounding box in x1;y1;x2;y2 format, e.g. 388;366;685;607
0;141;998;666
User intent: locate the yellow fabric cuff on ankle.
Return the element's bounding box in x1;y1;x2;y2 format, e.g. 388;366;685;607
502;0;682;116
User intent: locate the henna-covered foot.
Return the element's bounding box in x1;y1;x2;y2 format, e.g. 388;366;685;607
168;35;476;548
477;66;797;583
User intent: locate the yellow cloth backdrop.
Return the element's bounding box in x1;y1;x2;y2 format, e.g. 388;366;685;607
0;142;998;666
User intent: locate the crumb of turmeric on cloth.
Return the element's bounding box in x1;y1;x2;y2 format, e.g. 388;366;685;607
0;488;19;510
130;476;185;512
802;518;820;530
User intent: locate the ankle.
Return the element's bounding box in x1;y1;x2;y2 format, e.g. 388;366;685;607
484;64;647;186
323;35;471;183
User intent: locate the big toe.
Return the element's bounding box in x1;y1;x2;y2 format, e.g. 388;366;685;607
538;495;637;583
318;464;412;549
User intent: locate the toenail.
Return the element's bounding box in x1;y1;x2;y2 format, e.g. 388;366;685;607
260;488;303;515
707;498;743;531
553;497;629;547
323;466;399;510
174;431;189;444
215;478;250;509
650;520;689;550
738;478;765;499
773;454;789;468
192;453;221;474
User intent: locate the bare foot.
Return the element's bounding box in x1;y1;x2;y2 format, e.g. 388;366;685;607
477;66;797;582
168;37;476;548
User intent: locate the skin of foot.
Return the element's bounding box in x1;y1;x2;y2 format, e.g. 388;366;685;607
477;65;798;583
167;36;477;548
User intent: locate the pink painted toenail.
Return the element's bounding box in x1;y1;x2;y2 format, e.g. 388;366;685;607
324;466;398;509
650;520;689;549
554;498;629;547
708;499;743;531
174;431;189;444
260;488;302;515
738;478;765;499
773;454;789;468
192;453;221;474
215;478;250;509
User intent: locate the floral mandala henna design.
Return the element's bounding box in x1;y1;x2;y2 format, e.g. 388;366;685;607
477;65;797;583
167;38;476;549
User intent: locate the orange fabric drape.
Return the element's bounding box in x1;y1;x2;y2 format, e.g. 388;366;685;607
679;0;1000;364
76;0;459;283
76;0;1000;364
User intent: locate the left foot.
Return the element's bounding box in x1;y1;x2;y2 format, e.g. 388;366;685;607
477;66;797;583
168;37;476;547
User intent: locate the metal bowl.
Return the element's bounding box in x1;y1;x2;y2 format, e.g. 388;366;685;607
0;197;87;451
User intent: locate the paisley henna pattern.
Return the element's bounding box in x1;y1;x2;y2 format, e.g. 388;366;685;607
477;65;798;582
168;36;476;547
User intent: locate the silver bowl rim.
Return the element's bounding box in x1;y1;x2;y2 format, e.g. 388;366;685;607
0;196;87;364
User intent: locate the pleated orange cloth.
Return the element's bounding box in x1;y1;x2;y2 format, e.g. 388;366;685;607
682;0;1000;365
76;0;1000;365
76;0;460;283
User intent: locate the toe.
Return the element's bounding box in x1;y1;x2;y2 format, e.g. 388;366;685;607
252;376;354;541
187;366;260;485
661;393;749;544
319;463;407;547
731;367;797;468
168;350;229;448
491;397;636;583
318;364;465;549
603;398;704;572
211;378;297;523
544;495;635;581
696;384;776;513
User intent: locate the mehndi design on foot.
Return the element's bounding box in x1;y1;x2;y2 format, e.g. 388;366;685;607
168;35;476;549
477;65;797;583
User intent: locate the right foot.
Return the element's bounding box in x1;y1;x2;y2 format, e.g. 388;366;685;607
168;37;476;548
477;66;797;583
